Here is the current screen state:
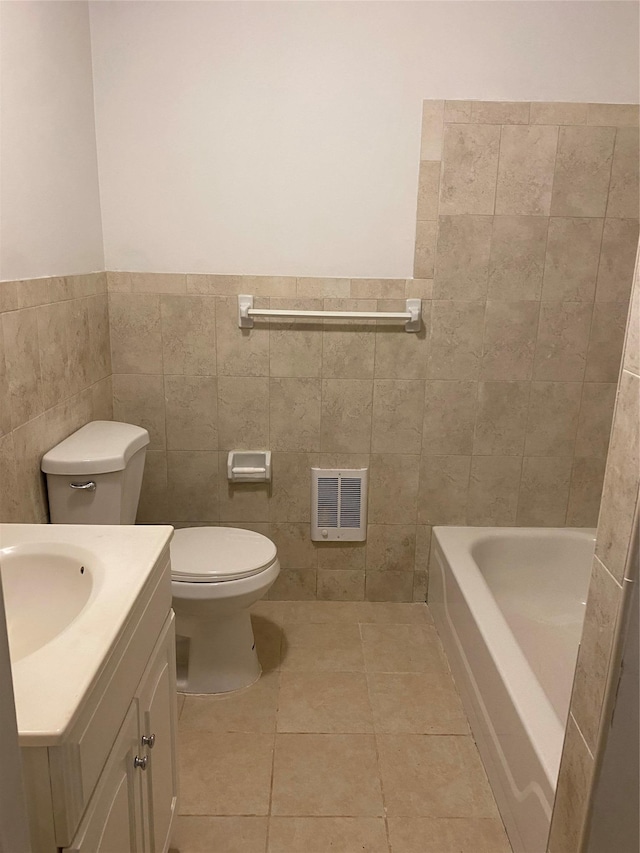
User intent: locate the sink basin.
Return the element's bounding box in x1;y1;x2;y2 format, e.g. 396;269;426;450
0;543;102;662
1;523;173;745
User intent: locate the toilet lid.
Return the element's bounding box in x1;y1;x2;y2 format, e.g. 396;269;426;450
170;527;277;582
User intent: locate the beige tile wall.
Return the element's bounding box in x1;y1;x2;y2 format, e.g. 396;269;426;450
548;241;640;853
108;100;638;602
416;99;638;534
0;274;113;524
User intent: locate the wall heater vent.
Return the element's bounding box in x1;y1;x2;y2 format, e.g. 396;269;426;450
311;468;368;541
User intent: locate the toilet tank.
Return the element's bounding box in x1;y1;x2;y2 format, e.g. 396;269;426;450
41;421;150;525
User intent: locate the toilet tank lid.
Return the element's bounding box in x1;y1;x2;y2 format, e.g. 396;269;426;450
41;421;150;475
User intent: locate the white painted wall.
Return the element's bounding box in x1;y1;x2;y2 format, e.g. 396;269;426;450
0;1;104;282
89;1;639;278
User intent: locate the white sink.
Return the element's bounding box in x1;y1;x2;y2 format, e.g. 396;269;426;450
0;523;173;745
0;542;103;662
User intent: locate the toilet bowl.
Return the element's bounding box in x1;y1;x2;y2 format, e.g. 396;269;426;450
170;526;279;693
41;420;280;694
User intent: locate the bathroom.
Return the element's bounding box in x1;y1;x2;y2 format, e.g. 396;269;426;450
0;1;638;851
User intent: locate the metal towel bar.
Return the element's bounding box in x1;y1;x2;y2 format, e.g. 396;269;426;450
237;295;421;332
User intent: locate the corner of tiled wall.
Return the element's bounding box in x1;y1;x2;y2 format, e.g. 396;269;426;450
0;273;112;523
548;238;640;852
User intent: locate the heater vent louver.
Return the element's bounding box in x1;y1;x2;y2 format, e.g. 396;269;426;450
311;468;368;542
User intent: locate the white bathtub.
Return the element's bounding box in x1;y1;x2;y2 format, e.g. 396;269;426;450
428;527;595;853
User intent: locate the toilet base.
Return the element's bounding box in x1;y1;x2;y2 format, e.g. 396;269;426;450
175;609;262;693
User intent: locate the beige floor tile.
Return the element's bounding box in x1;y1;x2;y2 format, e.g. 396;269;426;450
361;623;449;673
268;817;389;852
170;816;268;852
377;734;499;818
251;600;287;626
278;672;374;733
271;734;384;816
387;817;511;852
179;672;279;733
179;731;274;815
283;600;432;625
251;612;282;672
367;672;469;735
280;622;365;671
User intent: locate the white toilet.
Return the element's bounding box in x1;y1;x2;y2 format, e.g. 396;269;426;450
41;420;280;694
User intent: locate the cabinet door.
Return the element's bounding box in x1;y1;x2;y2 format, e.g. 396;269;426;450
63;702;144;853
137;614;178;853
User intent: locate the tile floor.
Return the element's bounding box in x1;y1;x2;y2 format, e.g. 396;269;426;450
170;601;512;853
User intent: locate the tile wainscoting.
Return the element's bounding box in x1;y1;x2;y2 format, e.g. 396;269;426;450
0;273;113;524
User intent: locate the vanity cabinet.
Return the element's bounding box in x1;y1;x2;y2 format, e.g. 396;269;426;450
20;553;178;853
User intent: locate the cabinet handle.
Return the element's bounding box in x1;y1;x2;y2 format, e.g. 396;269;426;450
133;755;148;771
141;733;156;749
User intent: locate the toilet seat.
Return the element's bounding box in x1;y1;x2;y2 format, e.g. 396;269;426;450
170;527;278;583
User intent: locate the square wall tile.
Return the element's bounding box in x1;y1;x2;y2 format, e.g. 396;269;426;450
481;301;538;380
525;382;582;456
417;161;441;221
167;451;218;523
217;376;269;450
365;525;416;573
109;294;162;375
585;302;628;382
371;380;423;454
321;378;373;453
417;456;470;525
428;301;485;380
471;101;530;124
3;308;43;429
533;303;593;381
414;221;437;279
269;453;317;522
473;381;529;456
516;456;573;526
439;124;501;215
112;373;166;450
595;219;640;303
487;215;547;301
165;375;217;450
422;380;477;455
322;301;376;379
496;125;558;215
216;296;269;376
269;569;317;601
270;378;321;452
365;572;414;603
566;457;607;527
607;127;640;218
467;456;521;526
542;218;603;302
434;215;492;300
551;126;616;217
368;454;420;525
374;300;430;380
575;382;617;458
160;294;216;375
269;299;323;378
317;570;365;601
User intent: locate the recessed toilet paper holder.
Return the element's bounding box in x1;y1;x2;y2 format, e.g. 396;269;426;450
227;451;271;483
